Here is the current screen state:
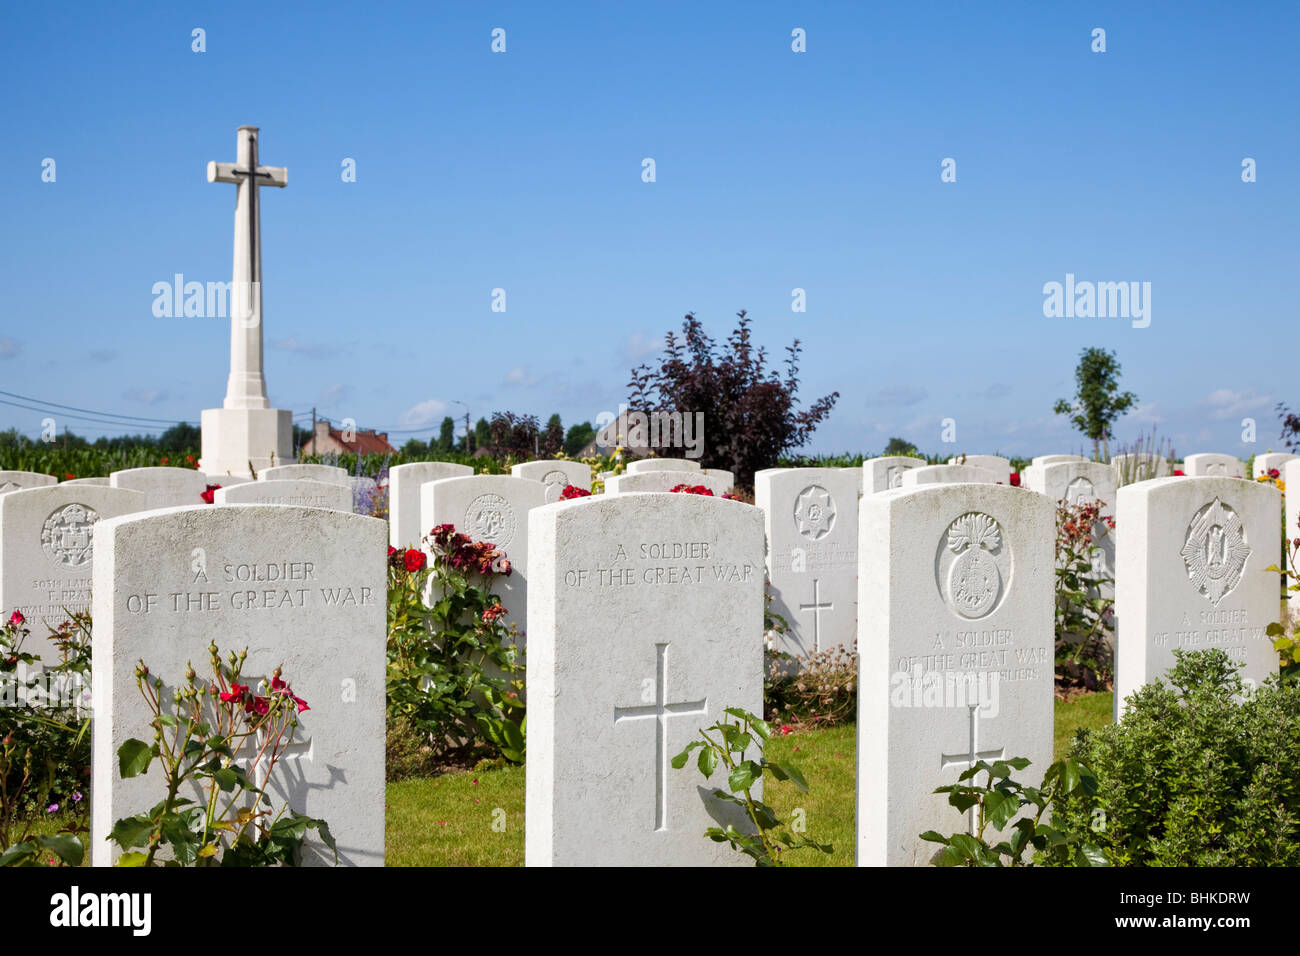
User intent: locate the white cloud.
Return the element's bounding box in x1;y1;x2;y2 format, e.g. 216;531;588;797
123;388;168;406
503;366;540;387
621;332;664;366
1201;388;1270;421
865;385;928;407
269;336;336;359
398;399;448;428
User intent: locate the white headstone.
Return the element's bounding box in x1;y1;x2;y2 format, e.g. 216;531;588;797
0;484;145;628
1252;452;1297;479
90;504;386;866
947;455;1011;481
260;464;350;486
1031;455;1087;467
1182;453;1245;478
901;464;999;487
1111;453;1171;480
387;462;473;547
1114;476;1280;718
0;471;57;495
857;483;1054;866
865;456;926;493
626;458;702;474
605;471;732;496
511;460;592;504
756;468;859;660
109;467;210;511
199;126;294;477
420;475;547;629
1285;459;1300;618
61;477;110;487
526;492;764;866
214;479;353;512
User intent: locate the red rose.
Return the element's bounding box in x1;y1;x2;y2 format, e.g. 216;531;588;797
8;610;25;627
1009;472;1021;487
246;695;270;717
200;483;222;504
387;545;397;557
161;457;169;465
1270;468;1281;479
64;473;74;480
1173;469;1185;476
219;683;249;703
403;548;427;573
559;485;592;500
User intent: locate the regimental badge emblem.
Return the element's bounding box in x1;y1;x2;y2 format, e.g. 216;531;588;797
939;513;1006;619
1181;497;1250;606
541;470;570;504
886;466;910;489
793;485;836;540
1065;477;1095;506
41;503;99;570
465;494;516;548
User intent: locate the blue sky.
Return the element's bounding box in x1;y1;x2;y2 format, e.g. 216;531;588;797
2;1;1296;458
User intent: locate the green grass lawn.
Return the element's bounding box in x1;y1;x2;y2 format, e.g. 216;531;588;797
385;691;1114;866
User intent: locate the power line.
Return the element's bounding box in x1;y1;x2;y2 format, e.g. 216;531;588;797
0;389;198;426
0;398;177;432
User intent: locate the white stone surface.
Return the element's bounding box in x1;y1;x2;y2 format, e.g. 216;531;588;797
0;471;57;495
199;127;294;477
900;464;1000;487
1031;455;1087;467
61;477;110;487
419;475;546;630
211;475;254;487
626;458;702;474
387;461;473;547
1023;459;1117;573
90;504;386;867
1115;476;1280;718
0;484;144;627
755;468;859;660
1182;453;1245;478
864;457;926;493
605;470;732;496
1111;453;1171;481
260;464;350;486
1252;452;1297;479
526;492;764;866
1285;460;1300;619
946;455;1011;480
214;479;353;512
511;460;592;504
109;467;210;511
857;483;1054;866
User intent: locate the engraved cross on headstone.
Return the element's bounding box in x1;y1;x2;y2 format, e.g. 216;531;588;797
939;704;1005;834
614;643;707;832
206;126;287;412
798;578;834;652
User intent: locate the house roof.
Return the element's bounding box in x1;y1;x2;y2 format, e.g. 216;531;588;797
306;423;396;456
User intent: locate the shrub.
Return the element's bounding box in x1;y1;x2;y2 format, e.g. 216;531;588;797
1050;649;1300;866
765;641;857;730
1054;500;1114;689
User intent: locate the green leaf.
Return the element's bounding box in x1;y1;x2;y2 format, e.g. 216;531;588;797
115;851;148;867
728;760;762;793
117;738;154;778
919;830;949;845
0;842;36;867
697;746;718;779
984;789;1020;830
36;834;84;868
213;768;239;793
1075;843;1110;867
1059;759;1082;793
109;814;155;850
670;741;703;769
771;761;809;793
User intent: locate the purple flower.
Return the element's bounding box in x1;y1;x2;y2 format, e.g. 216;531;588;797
47;803;59;813
71;792;83;803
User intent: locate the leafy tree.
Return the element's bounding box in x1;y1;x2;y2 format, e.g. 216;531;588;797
472;417;491;454
542;414;564;458
436;416;456;453
564;421;596;457
400;438;429;458
628;311;838;490
157;422;201;452
883;437;918;457
486;411;538;459
1052;348;1138;460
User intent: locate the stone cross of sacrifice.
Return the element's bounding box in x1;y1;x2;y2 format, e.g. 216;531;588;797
206;126;287;412
940;704;1005;835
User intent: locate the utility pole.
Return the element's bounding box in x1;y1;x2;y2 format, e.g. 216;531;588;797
311;406;317;455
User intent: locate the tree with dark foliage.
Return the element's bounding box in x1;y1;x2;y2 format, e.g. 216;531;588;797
627;311;838;490
1277;402;1300;451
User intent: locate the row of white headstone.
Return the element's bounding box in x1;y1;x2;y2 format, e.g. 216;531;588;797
0;450;1289;867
